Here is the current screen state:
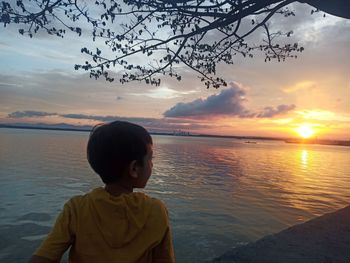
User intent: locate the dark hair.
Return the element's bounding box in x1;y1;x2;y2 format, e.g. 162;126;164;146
87;121;152;184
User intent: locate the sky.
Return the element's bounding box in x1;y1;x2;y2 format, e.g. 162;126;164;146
0;2;349;139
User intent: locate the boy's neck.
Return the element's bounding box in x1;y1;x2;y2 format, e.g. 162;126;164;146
105;181;133;196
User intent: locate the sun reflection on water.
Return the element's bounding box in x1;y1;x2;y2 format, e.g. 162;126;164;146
301;150;308;167
1;131;350;263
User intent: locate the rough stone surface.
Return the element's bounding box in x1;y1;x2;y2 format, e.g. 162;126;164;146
208;205;350;263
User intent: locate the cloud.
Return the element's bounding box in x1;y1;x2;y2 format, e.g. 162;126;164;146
8;111;57;118
163;83;295;118
129;87;198;99
256;104;296;118
295;110;350;122
5;111;212;132
164;82;252;118
59;114;212;130
283;81;316;93
0;82;23;88
61;113;114;122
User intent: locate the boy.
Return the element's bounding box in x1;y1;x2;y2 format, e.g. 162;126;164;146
29;121;175;263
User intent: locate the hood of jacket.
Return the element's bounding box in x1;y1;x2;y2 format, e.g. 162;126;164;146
87;188;154;248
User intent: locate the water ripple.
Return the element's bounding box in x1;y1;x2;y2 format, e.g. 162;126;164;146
0;130;349;263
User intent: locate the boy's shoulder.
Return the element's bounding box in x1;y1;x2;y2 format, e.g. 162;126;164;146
127;191;169;216
64;188;168;213
134;192;166;206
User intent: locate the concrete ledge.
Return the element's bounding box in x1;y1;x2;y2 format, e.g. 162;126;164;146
208;205;350;263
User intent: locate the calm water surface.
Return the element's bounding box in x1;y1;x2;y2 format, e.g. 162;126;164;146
0;128;349;262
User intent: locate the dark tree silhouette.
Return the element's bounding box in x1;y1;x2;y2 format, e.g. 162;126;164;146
1;0;349;88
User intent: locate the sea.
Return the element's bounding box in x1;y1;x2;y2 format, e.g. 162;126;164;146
0;128;349;263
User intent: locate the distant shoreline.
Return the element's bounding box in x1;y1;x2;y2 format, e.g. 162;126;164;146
0;124;282;141
285;138;350;147
1;124;349;146
0;124;91;133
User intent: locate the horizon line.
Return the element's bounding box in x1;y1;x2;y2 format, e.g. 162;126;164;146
1;123;349;146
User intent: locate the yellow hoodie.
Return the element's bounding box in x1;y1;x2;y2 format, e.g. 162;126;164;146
34;188;174;263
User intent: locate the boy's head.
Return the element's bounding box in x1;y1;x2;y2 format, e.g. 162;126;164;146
87;121;153;186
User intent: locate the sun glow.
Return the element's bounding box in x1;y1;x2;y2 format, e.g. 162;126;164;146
296;124;315;139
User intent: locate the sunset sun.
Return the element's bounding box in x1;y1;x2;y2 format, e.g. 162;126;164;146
296;124;315;139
